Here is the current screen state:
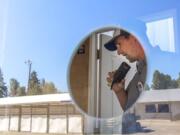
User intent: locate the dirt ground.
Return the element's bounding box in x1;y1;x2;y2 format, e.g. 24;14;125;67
0;132;82;135
134;119;180;135
1;120;180;135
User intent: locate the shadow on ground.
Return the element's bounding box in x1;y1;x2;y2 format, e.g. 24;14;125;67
122;113;154;134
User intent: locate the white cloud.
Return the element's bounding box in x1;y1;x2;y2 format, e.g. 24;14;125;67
146;17;175;52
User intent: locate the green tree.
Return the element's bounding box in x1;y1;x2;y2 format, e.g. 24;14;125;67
9;78;19;96
177;73;180;88
0;68;8;97
163;74;172;89
41;80;58;94
41;79;45;87
144;83;150;90
169;79;178;88
27;71;42;95
151;70;161;89
17;86;26;96
151;70;178;89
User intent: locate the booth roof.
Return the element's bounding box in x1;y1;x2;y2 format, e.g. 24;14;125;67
0;93;71;106
137;89;180;103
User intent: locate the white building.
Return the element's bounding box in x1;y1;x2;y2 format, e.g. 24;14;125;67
0;89;180;134
0;93;84;134
135;89;180;120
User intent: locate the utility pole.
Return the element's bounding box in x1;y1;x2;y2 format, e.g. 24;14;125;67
25;60;32;92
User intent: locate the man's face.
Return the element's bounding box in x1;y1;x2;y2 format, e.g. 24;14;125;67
115;36;137;62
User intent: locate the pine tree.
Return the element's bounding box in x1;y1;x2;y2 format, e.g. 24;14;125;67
151;70;161;89
144;83;150;90
151;70;178;89
27;71;42;95
0;68;8;97
17;86;26;96
41;80;58;94
9;78;19;96
177;73;180;88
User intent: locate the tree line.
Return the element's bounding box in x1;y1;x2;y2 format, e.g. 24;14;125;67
0;68;58;97
145;70;180;90
1;67;180;97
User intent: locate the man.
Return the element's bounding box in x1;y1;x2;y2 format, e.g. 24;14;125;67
104;29;147;133
105;29;146;111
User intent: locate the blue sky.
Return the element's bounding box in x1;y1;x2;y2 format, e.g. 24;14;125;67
0;0;180;92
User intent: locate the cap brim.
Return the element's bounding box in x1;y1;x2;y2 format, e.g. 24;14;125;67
104;37;117;51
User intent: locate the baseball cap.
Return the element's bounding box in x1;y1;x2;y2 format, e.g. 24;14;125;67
104;30;130;51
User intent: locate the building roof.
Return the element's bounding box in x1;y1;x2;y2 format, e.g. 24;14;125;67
1;89;180;106
0;93;71;106
137;89;180;103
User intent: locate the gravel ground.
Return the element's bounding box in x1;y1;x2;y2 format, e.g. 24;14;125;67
1;120;180;135
134;119;180;135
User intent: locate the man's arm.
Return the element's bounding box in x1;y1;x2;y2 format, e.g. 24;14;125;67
112;80;127;111
107;72;128;111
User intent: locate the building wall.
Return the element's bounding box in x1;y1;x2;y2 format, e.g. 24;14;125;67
0;104;84;134
171;102;180;120
70;38;90;113
135;103;171;120
21;115;31;132
0;116;9;131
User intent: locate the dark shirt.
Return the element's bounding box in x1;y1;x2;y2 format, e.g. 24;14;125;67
122;59;147;134
125;59;147;111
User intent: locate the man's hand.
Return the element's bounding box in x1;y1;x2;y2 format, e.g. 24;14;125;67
106;71;125;93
